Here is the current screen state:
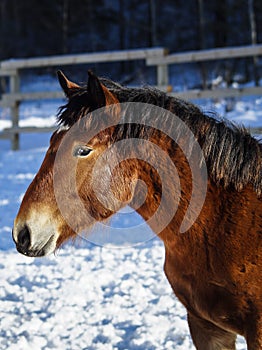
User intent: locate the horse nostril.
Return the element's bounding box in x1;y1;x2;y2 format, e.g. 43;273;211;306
17;225;31;250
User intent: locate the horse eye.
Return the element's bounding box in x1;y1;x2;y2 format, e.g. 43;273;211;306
73;146;93;158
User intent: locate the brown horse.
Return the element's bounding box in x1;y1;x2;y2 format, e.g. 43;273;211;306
13;71;261;350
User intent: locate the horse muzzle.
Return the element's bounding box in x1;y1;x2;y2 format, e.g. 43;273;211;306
12;218;58;257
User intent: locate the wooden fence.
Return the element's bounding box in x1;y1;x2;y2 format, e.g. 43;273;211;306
0;45;261;150
0;47;168;150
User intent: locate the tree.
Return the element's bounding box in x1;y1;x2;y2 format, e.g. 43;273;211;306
149;0;158;47
248;0;259;85
197;0;207;88
62;0;69;54
213;0;227;48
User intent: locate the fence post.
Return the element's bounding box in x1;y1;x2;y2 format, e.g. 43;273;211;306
10;71;20;150
157;64;168;87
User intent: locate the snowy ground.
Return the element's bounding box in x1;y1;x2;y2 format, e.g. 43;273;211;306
1;76;261;349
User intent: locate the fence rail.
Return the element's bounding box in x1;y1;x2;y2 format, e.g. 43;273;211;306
146;44;262;65
1;48;167;70
172;86;262;100
0;45;261;150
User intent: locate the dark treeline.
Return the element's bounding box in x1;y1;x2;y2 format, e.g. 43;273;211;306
0;0;261;84
0;0;261;59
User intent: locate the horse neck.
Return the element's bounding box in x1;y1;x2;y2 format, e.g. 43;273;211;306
126;134;194;243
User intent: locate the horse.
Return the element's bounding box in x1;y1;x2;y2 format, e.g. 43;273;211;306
12;70;261;350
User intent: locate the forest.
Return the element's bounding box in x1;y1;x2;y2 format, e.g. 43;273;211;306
0;0;261;84
0;0;261;58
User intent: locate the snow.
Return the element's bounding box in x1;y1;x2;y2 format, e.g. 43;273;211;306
1;75;260;349
0;243;188;350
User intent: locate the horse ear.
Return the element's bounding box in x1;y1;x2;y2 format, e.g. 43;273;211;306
87;70;106;109
57;70;80;98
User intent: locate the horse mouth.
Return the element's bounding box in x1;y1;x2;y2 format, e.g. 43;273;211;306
16;245;46;257
15;234;56;257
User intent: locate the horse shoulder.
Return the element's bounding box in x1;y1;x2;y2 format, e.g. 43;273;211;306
162;186;261;336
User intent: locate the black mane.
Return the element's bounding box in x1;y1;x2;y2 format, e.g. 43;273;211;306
57;78;262;195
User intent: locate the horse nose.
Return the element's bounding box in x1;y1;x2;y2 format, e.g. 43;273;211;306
17;225;31;252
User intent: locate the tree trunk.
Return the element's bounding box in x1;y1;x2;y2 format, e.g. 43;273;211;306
197;0;207;89
62;0;69;54
149;0;158;47
248;0;259;86
214;0;227;48
119;0;128;76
